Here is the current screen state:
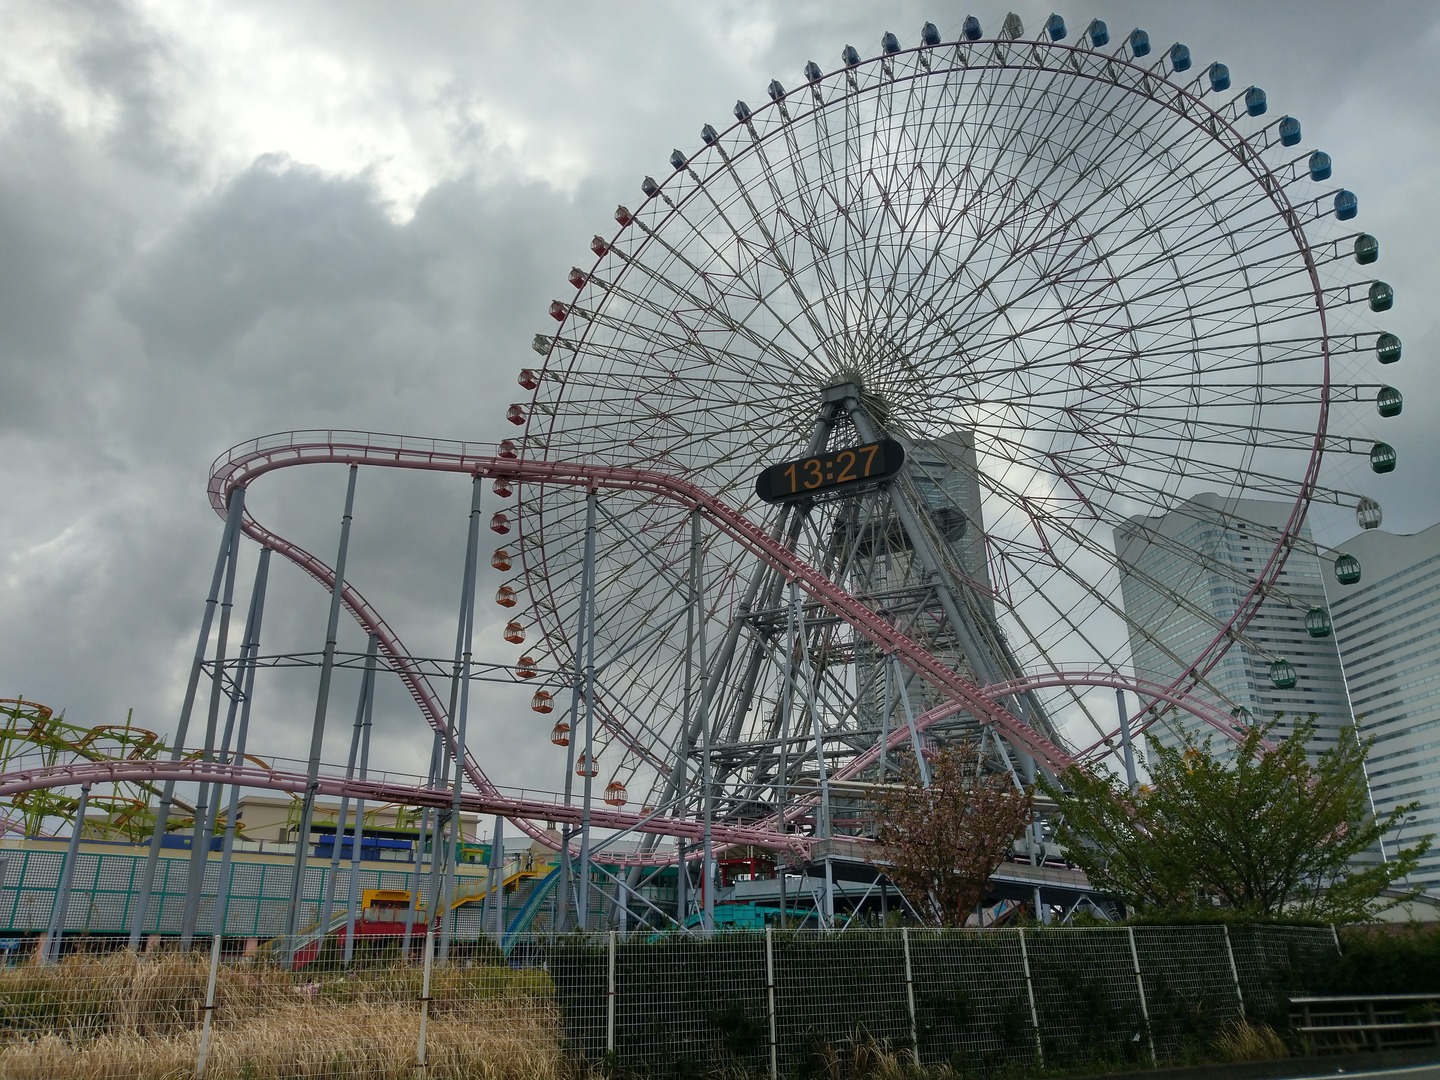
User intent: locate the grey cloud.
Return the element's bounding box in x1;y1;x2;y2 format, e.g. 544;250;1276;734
118;155;423;360
65;0;200;179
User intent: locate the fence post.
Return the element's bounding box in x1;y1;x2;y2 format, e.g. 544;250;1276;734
416;926;435;1075
606;930;617;1056
1331;924;1341;954
901;927;920;1066
1125;926;1156;1065
1222;925;1246;1017
194;930;223;1077
764;928;779;1080
1017;928;1044;1067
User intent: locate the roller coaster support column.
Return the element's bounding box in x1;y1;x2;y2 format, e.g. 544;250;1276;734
693;507;715;936
675;840;686;924
214;547;271;942
402;731;440;958
41;783;89;963
1116;688;1139;794
129;485;246;950
343;635;377;967
317;631;375;958
576;490;599;931
555;492;594;932
440;475;484;962
286;464;358;967
180;483;245;948
486;815;503;945
198;554;264;902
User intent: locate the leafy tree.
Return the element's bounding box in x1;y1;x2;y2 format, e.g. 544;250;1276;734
870;743;1034;926
1041;719;1431;922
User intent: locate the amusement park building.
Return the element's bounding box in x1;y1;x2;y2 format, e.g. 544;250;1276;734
1328;523;1440;894
1113;493;1352;756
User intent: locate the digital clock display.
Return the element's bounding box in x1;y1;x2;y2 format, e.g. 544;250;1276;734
755;439;906;503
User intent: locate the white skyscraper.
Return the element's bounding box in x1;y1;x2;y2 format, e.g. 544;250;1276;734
1114;493;1352;756
1328;524;1440;894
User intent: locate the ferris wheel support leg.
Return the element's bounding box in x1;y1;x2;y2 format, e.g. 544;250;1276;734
285;464;359;968
343;636;376;967
41;782;88;963
212;547;271;947
775;580;797;838
128;484;247;951
890;655;931;788
713;502;810;745
794;597;832;839
440;475;484;964
576;491;600;933
647;415;836;847
878;661;893;780
1116;689;1139;795
844;399;1048;751
180;487;245;948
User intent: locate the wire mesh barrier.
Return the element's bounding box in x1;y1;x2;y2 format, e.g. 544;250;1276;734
0;924;1337;1078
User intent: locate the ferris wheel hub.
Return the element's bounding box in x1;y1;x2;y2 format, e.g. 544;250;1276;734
821;380;863;404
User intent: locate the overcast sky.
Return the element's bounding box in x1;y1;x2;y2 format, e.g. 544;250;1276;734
2;2;1437;803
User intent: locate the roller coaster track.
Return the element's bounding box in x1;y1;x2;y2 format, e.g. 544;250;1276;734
16;429;1247;862
205;431;1075;840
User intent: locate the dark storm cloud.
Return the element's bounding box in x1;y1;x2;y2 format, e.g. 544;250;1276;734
0;101;135;428
65;0;199;178
120;155;425;360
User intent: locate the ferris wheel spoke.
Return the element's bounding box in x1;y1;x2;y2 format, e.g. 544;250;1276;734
508;25;1394;833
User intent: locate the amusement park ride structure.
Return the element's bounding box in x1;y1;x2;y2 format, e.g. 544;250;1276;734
0;13;1406;941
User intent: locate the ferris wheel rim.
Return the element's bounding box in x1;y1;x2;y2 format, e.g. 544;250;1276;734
510;23;1377;806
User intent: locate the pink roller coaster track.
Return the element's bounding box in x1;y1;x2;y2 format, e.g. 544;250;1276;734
0;430;1259;859
204;430;1072;849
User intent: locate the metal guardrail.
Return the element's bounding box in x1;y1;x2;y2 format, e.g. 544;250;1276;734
1291;993;1440;1052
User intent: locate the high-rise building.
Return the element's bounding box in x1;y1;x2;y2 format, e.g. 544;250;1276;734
1113;493;1352;756
1328;523;1440;893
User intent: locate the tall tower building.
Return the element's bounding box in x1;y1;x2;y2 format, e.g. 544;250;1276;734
1328;524;1440;894
1113;493;1352;756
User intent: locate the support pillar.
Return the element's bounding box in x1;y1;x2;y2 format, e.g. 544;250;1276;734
441;475;484;962
692;508;715;936
286;465;359;966
1116;688;1138;794
213;548;272;944
129;486;247;949
576;490;600;932
41;784;89;963
343;635;377;966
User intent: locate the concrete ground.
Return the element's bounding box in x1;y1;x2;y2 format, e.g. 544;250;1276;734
1074;1047;1440;1080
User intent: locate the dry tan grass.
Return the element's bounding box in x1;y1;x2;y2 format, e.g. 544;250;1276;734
1210;1016;1289;1063
0;952;564;1080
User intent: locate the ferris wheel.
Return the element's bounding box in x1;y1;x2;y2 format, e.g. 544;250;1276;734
504;14;1399;828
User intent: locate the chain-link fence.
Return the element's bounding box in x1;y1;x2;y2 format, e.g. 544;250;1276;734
0;924;1337;1078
